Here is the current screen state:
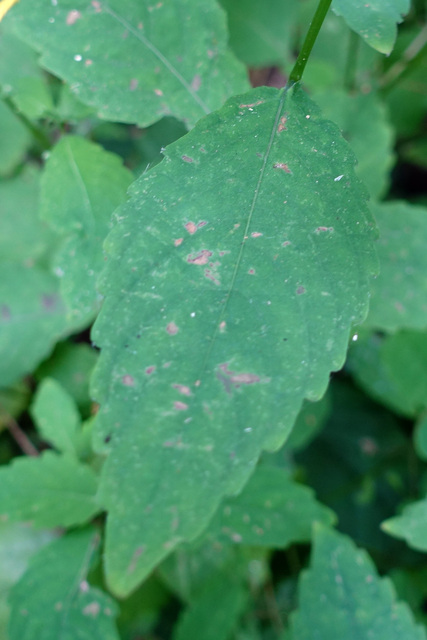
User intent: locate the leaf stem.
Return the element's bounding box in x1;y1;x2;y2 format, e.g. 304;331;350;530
344;29;360;92
287;0;333;86
6;416;39;457
2;95;51;151
380;22;427;94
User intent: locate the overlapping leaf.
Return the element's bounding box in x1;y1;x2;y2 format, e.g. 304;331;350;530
332;0;410;54
6;0;249;128
91;83;377;595
289;526;426;640
8;529;120;640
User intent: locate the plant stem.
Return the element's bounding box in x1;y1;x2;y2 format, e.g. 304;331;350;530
2;95;51;151
6;416;39;457
287;0;333;86
380;22;427;94
344;29;360;92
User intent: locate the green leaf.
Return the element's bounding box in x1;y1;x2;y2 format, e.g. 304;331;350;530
383;500;427;553
0;451;101;528
348;330;427;418
414;414;427;462
0;101;31;176
332;0;410;54
219;0;297;67
0;263;68;387
0;522;55;639
92;83;377;596
206;465;335;547
8;529;120;640
30;378;81;455
364;202;427;332
285;393;331;451
6;0;249;128
289;526;426;640
173;568;248;640
0;381;31;430
313;90;395;200
40;136;133;321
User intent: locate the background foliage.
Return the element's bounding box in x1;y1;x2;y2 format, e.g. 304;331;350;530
1;0;427;638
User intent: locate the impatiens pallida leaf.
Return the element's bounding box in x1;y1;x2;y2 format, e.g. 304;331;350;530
365;202;427;332
383;499;427;552
8;529;120;640
91;83;377;596
0;451;101;528
289;527;426;640
206;465;335;547
40;136;133;321
0;100;31;176
6;0;249;128
332;0;410;54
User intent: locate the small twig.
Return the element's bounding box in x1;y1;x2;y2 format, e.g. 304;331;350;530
263;579;284;637
6;416;39;457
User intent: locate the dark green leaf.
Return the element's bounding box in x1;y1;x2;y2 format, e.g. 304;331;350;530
0;101;31;175
6;0;249;128
91;84;377;596
289;526;426;640
0;451;101;528
8;529;120;640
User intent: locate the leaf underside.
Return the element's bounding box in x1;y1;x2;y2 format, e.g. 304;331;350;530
91;83;377;596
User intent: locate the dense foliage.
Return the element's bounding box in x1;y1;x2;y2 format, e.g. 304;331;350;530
1;0;427;638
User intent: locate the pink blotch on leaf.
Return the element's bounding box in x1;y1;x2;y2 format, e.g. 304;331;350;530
187;250;212;265
174;401;189;411
273;163;292;173
66;9;81;24
122;375;135;387
166;322;179;335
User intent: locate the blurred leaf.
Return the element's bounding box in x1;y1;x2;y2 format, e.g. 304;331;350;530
383;500;427;553
0;451;101;528
8;529;120;640
414;413;427;462
0;100;31;176
91;83;377;596
289;526;426;640
40;136;133;321
31;378;81;455
206;465;335;547
6;0;249;128
0;381;30;430
332;0;410;54
365;202;427;332
285;393;331;452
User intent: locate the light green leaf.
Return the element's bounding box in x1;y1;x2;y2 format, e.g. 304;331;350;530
173;568;248;640
91;83;377;596
0;263;68;387
6;0;249;128
30;378;81;455
289;526;426;640
219;0;297;66
40;136;133;320
313;90;395;200
365;202;427;332
206;466;335;547
0;100;31;176
0;522;55;639
348;330;427;418
383;499;427;553
0;451;101;528
8;529;120;640
332;0;410;54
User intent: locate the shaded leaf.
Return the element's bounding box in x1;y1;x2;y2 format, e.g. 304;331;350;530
332;0;410;54
91;83;377;596
289;526;426;640
173;568;248;640
0;100;31;175
414;414;427;462
40;136;133;321
31;378;81;455
6;0;249;128
365;202;427;332
8;529;120;640
206;465;335;547
383;499;427;553
0;451;101;528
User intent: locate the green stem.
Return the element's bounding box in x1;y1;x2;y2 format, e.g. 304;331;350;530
381;22;427;94
344;29;360;92
2;95;51;151
287;0;333;86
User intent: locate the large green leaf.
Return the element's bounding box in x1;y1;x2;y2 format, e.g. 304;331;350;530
289;526;426;640
8;529;120;640
91;83;377;596
0;451;101;528
205;465;335;547
40;136;133;321
382;499;427;553
6;0;249;128
365;202;427;332
332;0;410;54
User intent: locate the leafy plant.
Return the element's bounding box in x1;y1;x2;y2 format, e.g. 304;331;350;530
0;0;427;638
